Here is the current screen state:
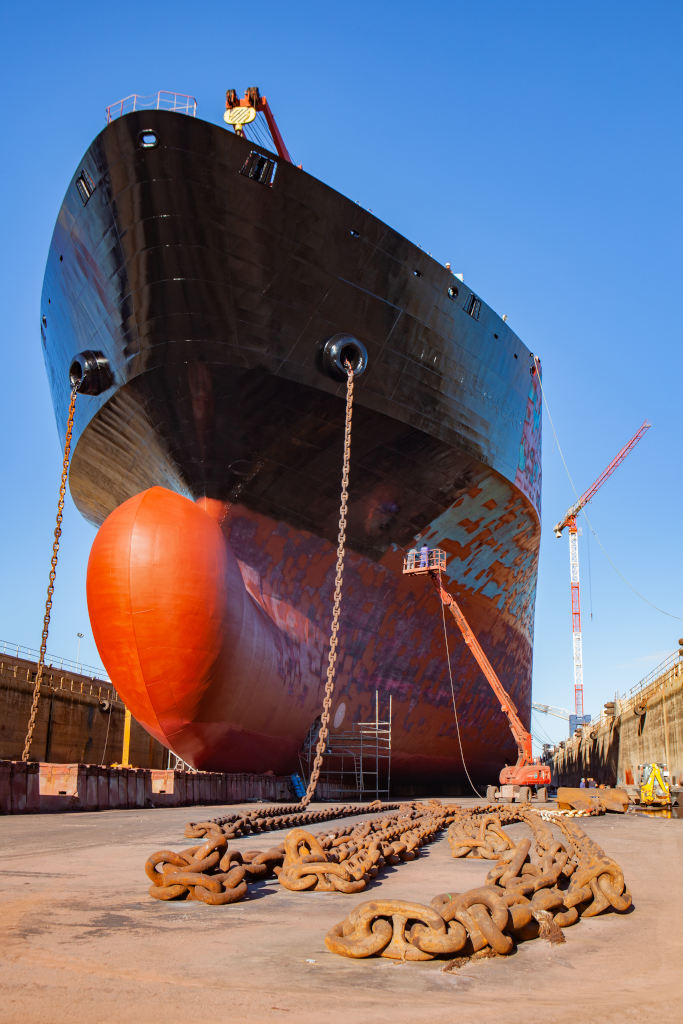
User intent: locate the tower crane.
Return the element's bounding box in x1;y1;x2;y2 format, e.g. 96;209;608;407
531;702;570;721
404;548;550;799
554;420;651;720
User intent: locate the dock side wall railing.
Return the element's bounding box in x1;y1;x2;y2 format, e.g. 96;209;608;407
0;639;109;682
545;648;683;757
0;640;120;706
589;649;683;730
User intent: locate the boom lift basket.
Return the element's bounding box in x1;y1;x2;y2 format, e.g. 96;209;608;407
403;548;446;575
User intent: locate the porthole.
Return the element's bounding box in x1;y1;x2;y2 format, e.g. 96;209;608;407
348;229;360;238
447;285;458;299
413;269;422;277
139;130;158;148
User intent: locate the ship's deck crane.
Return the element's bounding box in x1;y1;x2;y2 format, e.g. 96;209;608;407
554;421;650;720
403;548;550;792
224;86;292;163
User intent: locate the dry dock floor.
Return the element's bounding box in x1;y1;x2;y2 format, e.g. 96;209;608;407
0;798;681;1024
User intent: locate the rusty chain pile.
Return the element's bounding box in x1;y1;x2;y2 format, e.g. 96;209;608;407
146;802;441;904
185;799;394;841
325;804;632;961
146;831;284;904
277;802;447;893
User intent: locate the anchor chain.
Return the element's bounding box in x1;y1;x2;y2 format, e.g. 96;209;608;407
299;361;355;807
145;801;633;959
146;801;445;904
22;383;80;762
326;804;633;961
185;800;390;841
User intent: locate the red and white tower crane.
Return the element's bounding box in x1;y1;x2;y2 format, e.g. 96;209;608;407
553;421;651;719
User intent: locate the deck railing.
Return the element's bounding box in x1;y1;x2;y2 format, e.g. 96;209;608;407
106;91;197;123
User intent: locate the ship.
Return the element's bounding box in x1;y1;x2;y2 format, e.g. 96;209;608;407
40;88;542;791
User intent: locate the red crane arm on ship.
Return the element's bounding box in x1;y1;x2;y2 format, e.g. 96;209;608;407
225;86;292;163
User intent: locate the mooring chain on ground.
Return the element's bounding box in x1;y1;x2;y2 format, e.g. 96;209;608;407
22;382;80;762
147;802;446;903
145;802;632;953
147;833;249;905
299;360;355;808
185;799;392;841
276;803;448;893
325;804;633;962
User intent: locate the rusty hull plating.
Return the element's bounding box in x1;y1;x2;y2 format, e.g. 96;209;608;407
42;106;541;788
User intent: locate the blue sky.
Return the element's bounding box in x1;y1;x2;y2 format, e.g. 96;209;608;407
0;0;681;751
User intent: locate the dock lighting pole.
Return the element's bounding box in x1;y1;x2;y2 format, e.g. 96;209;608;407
76;632;84;670
553;421;650;719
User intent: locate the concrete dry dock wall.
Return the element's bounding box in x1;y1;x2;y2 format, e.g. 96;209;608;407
0;760;293;814
552;657;683;787
0;653;167;768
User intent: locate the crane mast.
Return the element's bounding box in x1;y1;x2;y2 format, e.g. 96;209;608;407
554;421;650;718
568;520;584;716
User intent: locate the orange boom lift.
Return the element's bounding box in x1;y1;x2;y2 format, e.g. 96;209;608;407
404;548;550;797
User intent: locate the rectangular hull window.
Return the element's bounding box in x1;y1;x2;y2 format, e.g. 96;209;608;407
241;151;278;186
75;169;95;206
465;294;482;320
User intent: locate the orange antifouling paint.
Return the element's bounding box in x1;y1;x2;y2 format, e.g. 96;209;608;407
86;487;229;750
86;487;302;770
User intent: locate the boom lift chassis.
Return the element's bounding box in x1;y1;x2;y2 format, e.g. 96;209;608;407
404;548;551;802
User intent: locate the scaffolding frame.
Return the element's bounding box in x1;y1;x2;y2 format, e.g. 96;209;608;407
299;691;392;801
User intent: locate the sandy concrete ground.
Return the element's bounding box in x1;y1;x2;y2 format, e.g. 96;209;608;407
0;799;681;1024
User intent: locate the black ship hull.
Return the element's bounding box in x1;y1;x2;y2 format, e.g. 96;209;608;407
41;109;541;786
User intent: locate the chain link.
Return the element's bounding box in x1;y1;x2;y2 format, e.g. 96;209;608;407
22;383;80;762
147;802;440;905
326;803;633;960
299;363;355;807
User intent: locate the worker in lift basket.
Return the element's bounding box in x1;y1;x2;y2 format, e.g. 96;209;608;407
420;544;429;568
407;546;417;569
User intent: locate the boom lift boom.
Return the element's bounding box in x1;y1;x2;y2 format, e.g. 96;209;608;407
404;548;550;791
